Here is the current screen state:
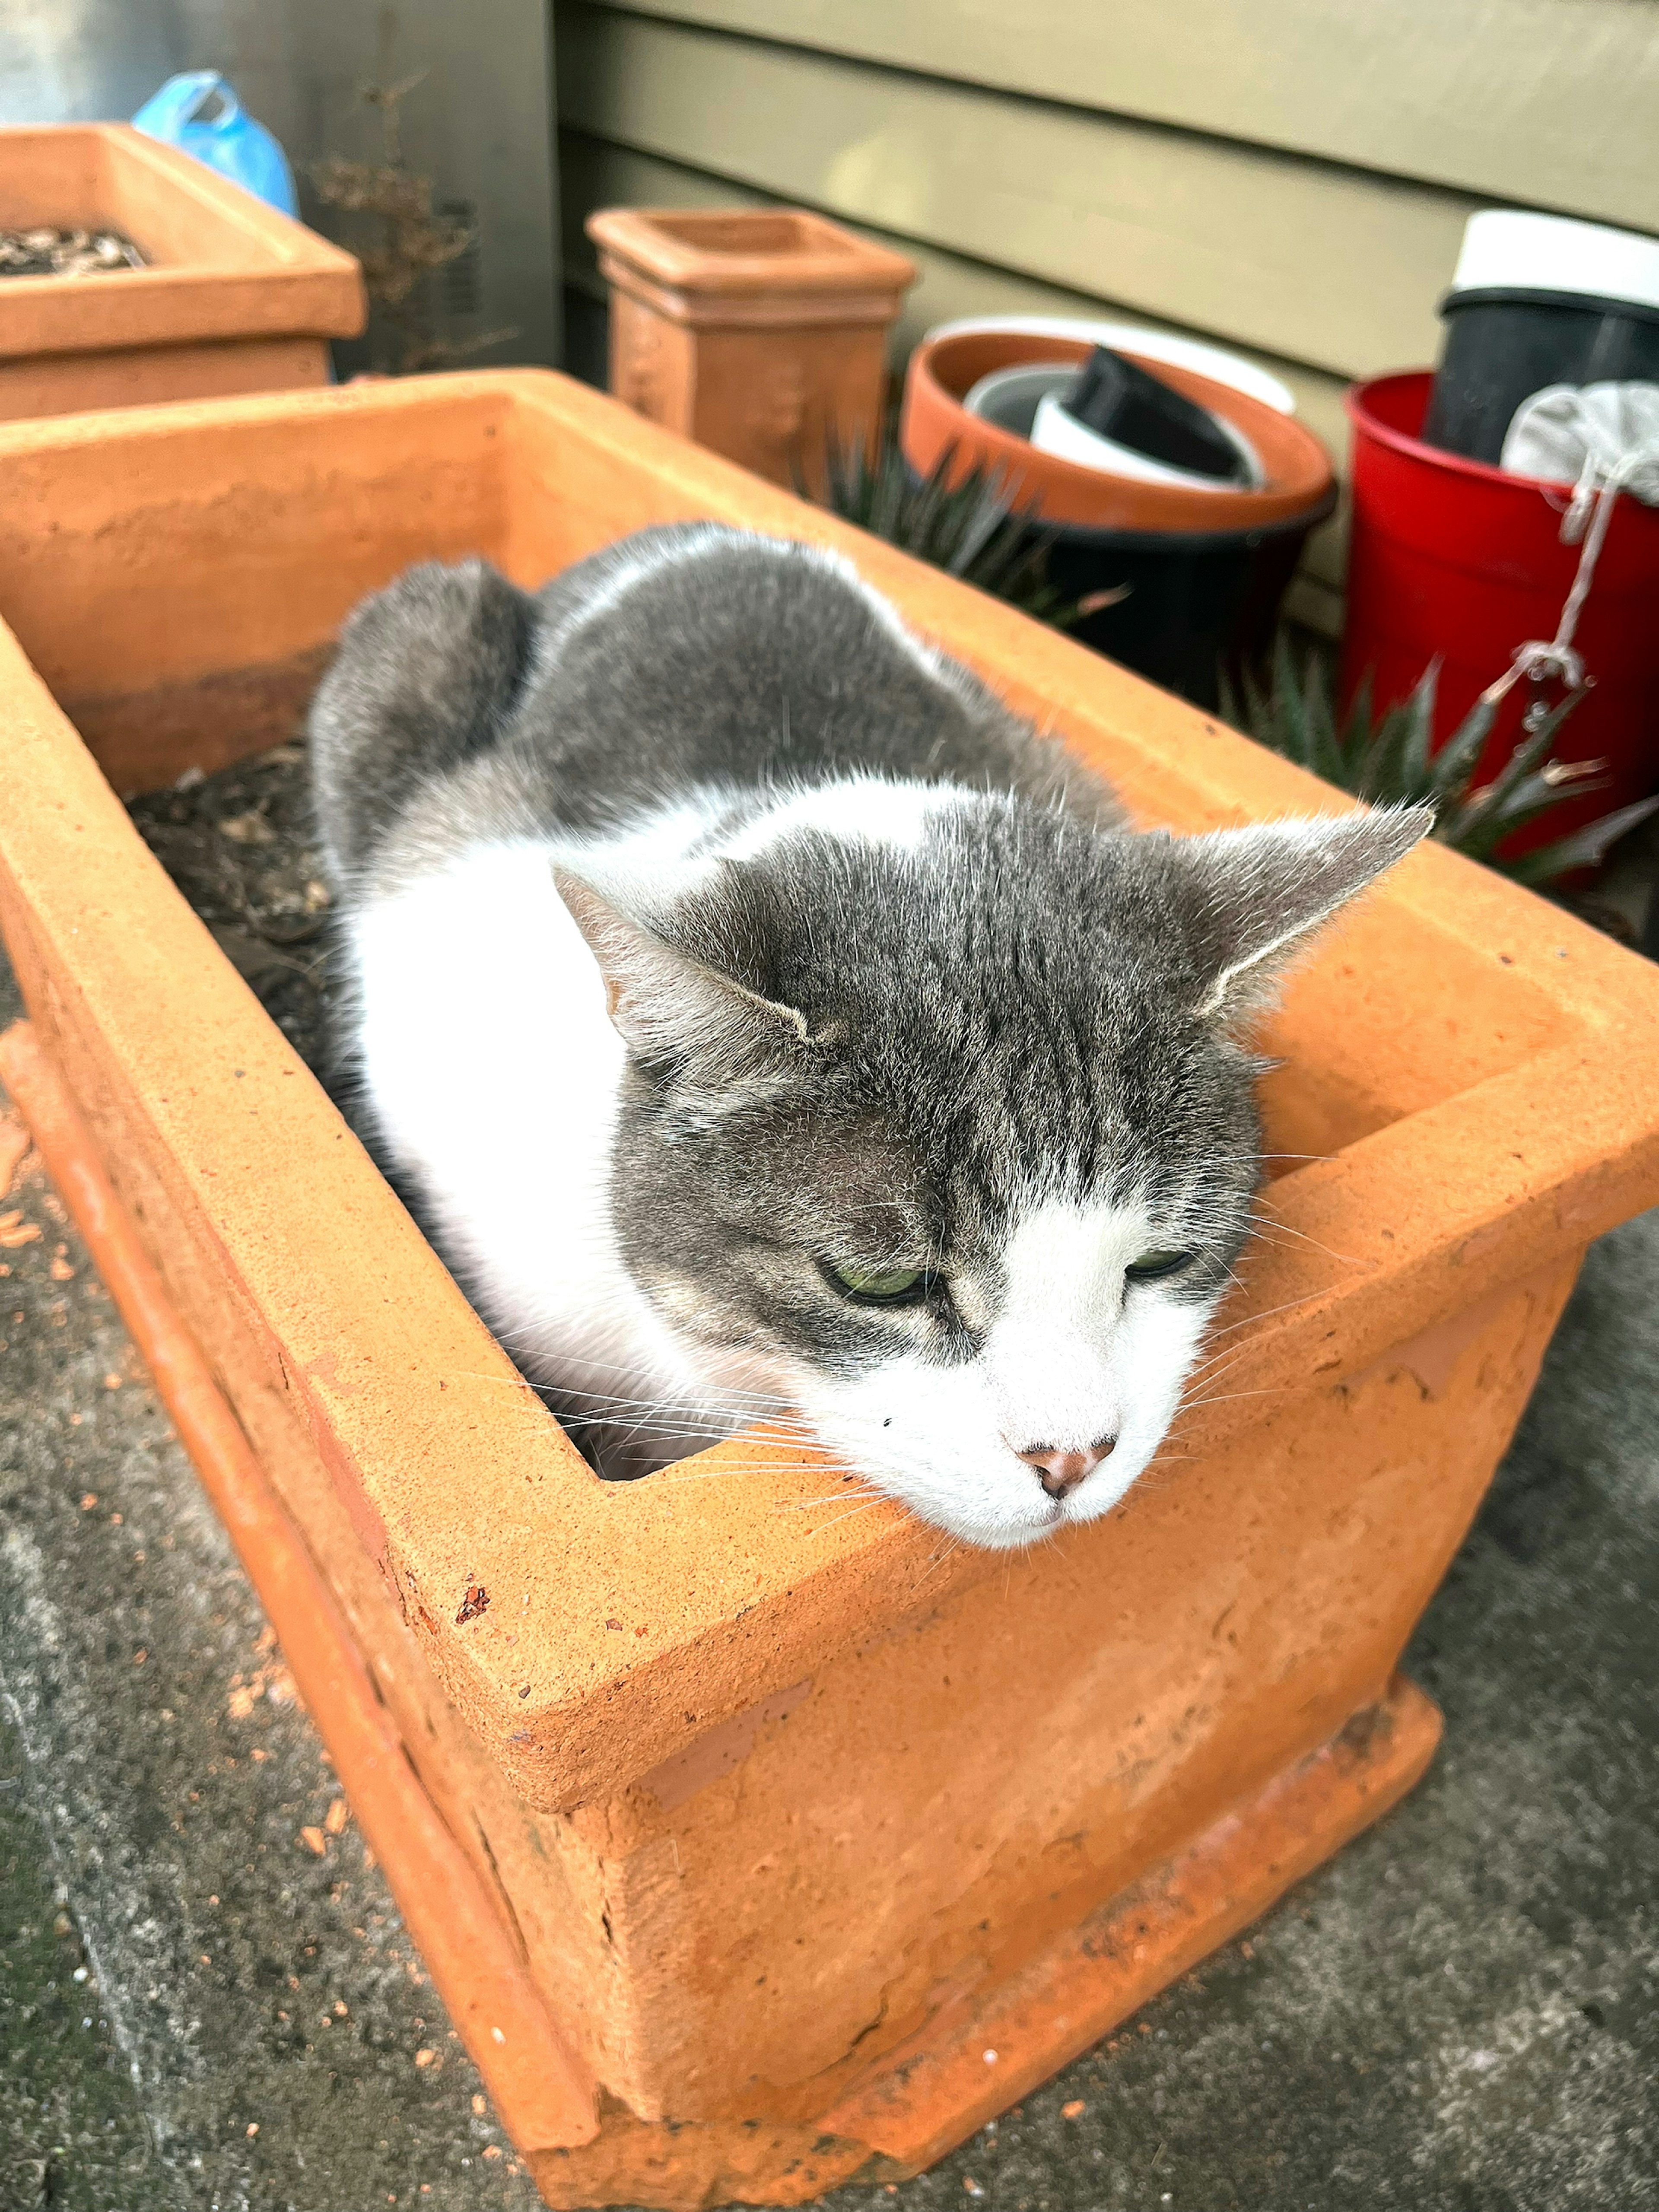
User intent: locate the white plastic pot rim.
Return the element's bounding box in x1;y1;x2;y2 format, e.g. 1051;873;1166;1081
1450;210;1659;315
922;315;1297;416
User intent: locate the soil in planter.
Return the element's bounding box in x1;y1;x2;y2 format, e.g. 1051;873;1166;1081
0;227;146;278
126;742;340;1076
123;740;619;1461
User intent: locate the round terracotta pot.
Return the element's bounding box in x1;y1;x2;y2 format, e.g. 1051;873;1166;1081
901;330;1333;533
899;330;1336;707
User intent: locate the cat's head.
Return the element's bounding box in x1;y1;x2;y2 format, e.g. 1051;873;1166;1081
557;789;1429;1548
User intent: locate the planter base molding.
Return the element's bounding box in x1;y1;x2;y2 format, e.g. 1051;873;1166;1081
0;1011;1442;2206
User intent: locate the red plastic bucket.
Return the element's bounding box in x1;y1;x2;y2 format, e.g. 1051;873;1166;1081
1341;371;1659;852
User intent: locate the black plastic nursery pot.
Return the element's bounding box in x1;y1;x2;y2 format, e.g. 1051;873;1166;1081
1420;208;1659;465
1423;290;1659;466
1039;504;1329;709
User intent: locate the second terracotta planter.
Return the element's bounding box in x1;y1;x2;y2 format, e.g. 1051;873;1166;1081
587;204;915;492
0;123;364;422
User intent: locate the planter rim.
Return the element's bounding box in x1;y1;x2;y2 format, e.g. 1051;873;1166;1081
923;314;1297;415
917;464;1334;553
3;371;1659;1816
906;331;1333;533
1347;369;1659;581
585;204;916;299
593;250;908;334
1436;285;1659;332
0;124;364;358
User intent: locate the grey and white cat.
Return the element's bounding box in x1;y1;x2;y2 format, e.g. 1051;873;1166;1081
310;524;1427;1551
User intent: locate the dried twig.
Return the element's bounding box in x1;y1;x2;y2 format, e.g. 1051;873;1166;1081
311;67;515;374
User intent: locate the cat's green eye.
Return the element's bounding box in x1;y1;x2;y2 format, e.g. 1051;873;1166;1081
1125;1249;1194;1284
826;1260;928;1304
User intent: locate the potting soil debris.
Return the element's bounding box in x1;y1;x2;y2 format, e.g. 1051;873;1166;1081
0;226;146;278
125;742;340;1076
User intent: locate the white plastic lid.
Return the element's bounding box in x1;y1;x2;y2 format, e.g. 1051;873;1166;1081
1449;209;1659;313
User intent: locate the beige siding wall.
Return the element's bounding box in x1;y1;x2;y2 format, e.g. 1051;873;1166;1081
557;0;1659;632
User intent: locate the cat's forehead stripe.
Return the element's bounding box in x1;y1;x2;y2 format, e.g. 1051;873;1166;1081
716;776;956;864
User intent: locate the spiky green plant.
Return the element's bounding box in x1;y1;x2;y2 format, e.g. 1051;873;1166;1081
1225;639;1659;886
801;422;1070;623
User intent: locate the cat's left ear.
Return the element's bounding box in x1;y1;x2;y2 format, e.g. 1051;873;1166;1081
1167;805;1433;1023
553;866;814;1084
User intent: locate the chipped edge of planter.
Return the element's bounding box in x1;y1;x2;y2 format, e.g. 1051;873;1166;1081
2;372;1659;1821
0;1017;1451;2209
0;124;364;357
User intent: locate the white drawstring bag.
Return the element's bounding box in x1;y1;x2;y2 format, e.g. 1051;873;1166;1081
1485;381;1659;700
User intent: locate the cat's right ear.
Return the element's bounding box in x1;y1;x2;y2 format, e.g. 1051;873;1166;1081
1163;804;1433;1025
553;867;814;1086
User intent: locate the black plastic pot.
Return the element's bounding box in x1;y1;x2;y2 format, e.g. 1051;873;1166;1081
957;359;1329;707
1421;209;1659;465
1423;289;1659;465
1037;506;1328;710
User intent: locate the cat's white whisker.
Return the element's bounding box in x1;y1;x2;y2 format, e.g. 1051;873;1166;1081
652;1457;860;1482
1175;1384;1284;1415
1182;1344;1259;1390
1244;1206;1364;1265
802;1499;893;1537
917;1536;962;1580
1194;1288;1323;1346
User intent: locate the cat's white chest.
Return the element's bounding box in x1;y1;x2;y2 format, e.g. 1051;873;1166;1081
346;839;628;1372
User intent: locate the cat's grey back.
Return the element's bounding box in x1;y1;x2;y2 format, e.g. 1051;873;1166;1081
308;553;536;887
309;524;1123;887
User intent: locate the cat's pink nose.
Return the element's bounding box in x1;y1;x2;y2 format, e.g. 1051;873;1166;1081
1012;1435;1116;1500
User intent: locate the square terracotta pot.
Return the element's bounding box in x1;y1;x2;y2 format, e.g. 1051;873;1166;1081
2;373;1659;2207
0;124;364;422
587;204;915;491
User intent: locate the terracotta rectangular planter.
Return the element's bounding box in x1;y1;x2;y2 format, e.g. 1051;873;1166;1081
3;373;1659;2208
587;204;915;490
0;124;364;421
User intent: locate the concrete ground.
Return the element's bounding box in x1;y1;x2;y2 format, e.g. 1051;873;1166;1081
2;935;1656;2212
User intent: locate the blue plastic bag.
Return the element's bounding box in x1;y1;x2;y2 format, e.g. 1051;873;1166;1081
132;73;299;220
